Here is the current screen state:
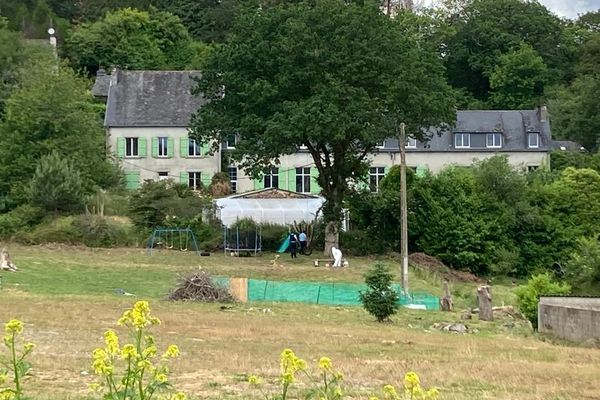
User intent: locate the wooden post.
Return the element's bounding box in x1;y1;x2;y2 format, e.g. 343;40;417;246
440;280;453;311
477;285;493;321
398;122;409;295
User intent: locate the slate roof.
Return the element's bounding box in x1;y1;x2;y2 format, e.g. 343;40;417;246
104;70;206;127
91;69;110;98
382;110;552;152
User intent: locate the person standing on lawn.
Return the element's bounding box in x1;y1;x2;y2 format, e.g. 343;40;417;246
289;231;299;258
299;230;308;255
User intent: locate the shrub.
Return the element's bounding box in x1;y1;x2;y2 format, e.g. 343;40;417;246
72;214;133;248
565;237;600;294
27;152;84;213
340;229;385;256
515;273;571;328
260;223;289;251
15;216;83;245
0;205;44;238
359;263;399;322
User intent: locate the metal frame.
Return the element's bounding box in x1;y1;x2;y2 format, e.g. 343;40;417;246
223;226;262;256
147;228;201;256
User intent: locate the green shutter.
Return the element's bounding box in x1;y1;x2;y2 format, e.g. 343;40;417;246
288;168;296;192
116;137;125;158
278;167;287;190
310;168;320;194
167;137;174;158
138;138;147;157
416;165;428;178
180;138;189;158
201;142;210;156
151;137;158;158
254;176;264;190
201;172;211;188
180;171;188;185
125;171;140;190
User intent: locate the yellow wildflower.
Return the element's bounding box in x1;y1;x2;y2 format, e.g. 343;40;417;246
282;372;294;384
172;392;187;400
92;348;113;376
318;356;332;371
335;372;344;381
383;384;399;400
4;319;23;335
88;383;102;392
425;388;440;400
104;330;119;356
334;387;343;397
403;371;420;392
121;344;138;360
155;373;168;383
163;344;180;358
143;345;157;358
137;359;153;369
248;375;261;386
369;397;380;400
117;301;161;330
23;342;35;352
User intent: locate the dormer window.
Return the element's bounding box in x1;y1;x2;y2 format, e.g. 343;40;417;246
406;137;417;149
376;140;386;149
486;133;502;148
528;133;539;148
454;133;470;148
225;134;237;149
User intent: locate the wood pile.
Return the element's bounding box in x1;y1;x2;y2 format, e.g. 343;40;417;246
168;271;235;303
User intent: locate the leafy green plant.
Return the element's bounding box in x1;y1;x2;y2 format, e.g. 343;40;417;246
90;301;186;400
1;319;35;400
565;237;600;294
515;274;571;328
359;263;399;322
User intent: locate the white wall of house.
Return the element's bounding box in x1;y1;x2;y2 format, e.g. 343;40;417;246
108;127;221;189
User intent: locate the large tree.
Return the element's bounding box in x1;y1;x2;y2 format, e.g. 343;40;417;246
190;0;455;253
0;58;121;208
65;7;206;74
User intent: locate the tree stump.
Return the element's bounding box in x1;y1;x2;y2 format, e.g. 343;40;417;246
477;285;493;321
0;248;18;272
440;280;453;311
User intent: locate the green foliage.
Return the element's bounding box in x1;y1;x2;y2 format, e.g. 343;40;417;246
191;0;455;238
0;205;44;238
565;237;600;294
550;150;600;172
65;7;206;73
515;274;571;328
128;179;208;231
27;152;84;213
359;263;399;322
15;216;83;245
1;319;35;400
489;43;548;109
0;58;121;208
72;214;133;248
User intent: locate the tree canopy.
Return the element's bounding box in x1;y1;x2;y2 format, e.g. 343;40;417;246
190;0;455;251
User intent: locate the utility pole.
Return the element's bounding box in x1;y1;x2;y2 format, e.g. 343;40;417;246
398;122;409;295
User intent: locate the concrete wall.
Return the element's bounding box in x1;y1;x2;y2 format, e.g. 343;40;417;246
538;297;600;342
108;127;221;185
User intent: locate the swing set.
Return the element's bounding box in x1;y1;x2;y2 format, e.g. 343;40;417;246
147;228;201;256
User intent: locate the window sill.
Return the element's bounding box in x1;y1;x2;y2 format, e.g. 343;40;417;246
124;156;144;159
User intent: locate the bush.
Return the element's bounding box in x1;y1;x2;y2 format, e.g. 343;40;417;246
359;263;399;322
259;223;289;251
340;229;385;256
515;273;571;328
565;237;600;294
15;216;83;245
0;205;44;238
72;214;133;247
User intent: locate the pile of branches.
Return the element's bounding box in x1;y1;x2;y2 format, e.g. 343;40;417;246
168;271;235;303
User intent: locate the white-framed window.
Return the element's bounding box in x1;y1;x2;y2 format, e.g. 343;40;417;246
454;133;470;148
486;133;502;148
527;165;539;172
188;172;201;190
228;167;238;193
264;167;279;188
189;138;202;157
299;144;308;150
225;134;237;149
296;167;311;193
369;167;385;192
528;133;540;148
376;140;386;149
406;137;417;149
158;171;169;181
126;137;139;157
158;137;168;157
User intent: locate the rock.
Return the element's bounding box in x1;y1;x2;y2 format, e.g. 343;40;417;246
448;323;468;334
382;340;397;346
460;310;472;320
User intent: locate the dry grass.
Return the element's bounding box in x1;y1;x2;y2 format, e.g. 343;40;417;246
0;245;598;399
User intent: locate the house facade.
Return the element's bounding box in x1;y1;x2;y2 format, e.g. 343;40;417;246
96;70;552;192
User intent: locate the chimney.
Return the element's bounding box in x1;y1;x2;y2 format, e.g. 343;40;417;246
538;105;548;123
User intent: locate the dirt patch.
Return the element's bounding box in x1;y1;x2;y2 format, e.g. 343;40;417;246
409;253;484;283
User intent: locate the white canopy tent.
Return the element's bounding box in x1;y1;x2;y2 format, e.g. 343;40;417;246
215;196;325;227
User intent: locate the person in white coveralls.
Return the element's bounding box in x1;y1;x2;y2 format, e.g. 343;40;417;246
331;246;343;267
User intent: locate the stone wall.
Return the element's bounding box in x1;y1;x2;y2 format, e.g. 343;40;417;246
538;296;600;342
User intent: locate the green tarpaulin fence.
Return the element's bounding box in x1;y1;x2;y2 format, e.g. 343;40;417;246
214;277;439;310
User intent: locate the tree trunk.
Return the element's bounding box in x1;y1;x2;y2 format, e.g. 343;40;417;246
477;285;493;321
440;280;453;311
324;221;339;256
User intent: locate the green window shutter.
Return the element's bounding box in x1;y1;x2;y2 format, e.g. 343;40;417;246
288;168;296;192
116;137;125;158
416;165;428;178
278;168;287;190
167;137;174;158
180;138;189;158
151;137;158;158
310;168;320;194
201;172;211;188
254;177;264;190
201;142;210;156
138;138;147;157
125;171;140;190
180;171;188;185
